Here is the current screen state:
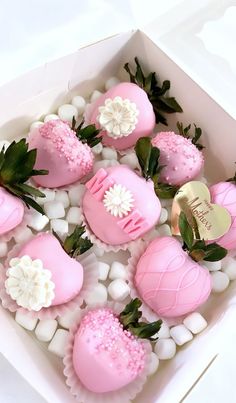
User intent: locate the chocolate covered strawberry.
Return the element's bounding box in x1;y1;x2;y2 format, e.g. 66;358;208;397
82;164;161;246
85;58;182;151
210;171;236;250
4;226;92;314
28;119;101;188
0;139;48;235
152;122;204;186
134;212;227;317
65;299;162;396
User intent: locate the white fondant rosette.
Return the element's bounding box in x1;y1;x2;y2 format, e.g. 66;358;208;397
63;301;152;403
0;239;99;320
127;240;182;327
0;208;31;243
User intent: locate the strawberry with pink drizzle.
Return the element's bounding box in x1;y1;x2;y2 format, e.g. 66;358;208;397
210;172;236;250
29;119;101;188
3;226;92;316
64;299;161;399
152;123;204;186
82;165;161;246
0;139;48;236
86;58;182;151
134;212;227;318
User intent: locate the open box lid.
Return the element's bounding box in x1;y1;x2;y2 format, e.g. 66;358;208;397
142;0;236;120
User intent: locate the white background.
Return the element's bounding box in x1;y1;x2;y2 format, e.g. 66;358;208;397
0;1;235;402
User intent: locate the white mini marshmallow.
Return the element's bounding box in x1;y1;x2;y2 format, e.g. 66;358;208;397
58;308;81;330
66;207;82;225
0;140;10;150
159;198;173;208
202;260;222;271
119;153;140;170
68;184;85;206
55;190;70;208
92;142;103;155
50;219;69;237
91;245;104;257
14;227;33;243
222;257;236;280
170;325;193;346
44;114;59;122
15;311;38;331
90;90;103;103
0;242;8;257
109;261;127;281
211;271;230;293
105;77;120;90
183;312;207;334
44;201;65;219
102;147;118;161
108;279;130;301
157;224;172;237
36;189;55;205
98;262;110;281
93;159;119;174
148;352;159;376
35;319;57;342
154;338;176;360
144;229;160;242
30;121;44;131
157;321;170;339
48;329;69;358
85;283;107;306
28;210;49;231
71;96;86;115
58;104;78;124
159;208;168;225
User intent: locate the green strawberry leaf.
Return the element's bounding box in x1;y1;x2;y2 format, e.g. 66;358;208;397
124;57;183;125
75;123;101;148
154;181;178;199
176;121;204;151
119;298;163;341
203;243;228;262
62;225;93;257
179;211;194;250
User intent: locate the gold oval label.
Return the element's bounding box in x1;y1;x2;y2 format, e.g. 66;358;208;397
171;181;231;240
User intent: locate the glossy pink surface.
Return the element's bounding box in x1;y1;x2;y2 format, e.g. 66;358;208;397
210;181;236;250
82;165;161;245
89;82;155;150
28;120;93;188
152;131;204;186
135;237;211;318
18;233;84;306
0;187;24;235
72;308;145;393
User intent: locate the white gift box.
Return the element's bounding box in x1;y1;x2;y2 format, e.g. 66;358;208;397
0;29;236;403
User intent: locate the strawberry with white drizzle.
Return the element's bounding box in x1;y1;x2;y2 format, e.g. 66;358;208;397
152;123;204;186
28;119;101;188
64;299;162;396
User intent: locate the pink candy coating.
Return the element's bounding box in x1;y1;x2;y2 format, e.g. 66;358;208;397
28;120;94;188
210;181;236;250
135;237;211;318
152;131;204;186
82;165;161;245
0;187;24;235
88;83;155;150
17;233;84;306
72;308;146;393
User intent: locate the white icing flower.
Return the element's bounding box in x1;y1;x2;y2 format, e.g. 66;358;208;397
5;255;55;311
97;96;139;139
103;184;134;218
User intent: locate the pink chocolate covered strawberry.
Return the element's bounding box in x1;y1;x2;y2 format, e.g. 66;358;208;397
4;226;92;314
82;164;161;246
0;139;48;235
152;123;204;186
64;299;162;398
86;58;182;151
210;172;236;250
134;212;227;318
29;119;101;188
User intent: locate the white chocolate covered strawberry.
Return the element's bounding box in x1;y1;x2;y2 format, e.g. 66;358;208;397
64;299;161;398
29;119;101;188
